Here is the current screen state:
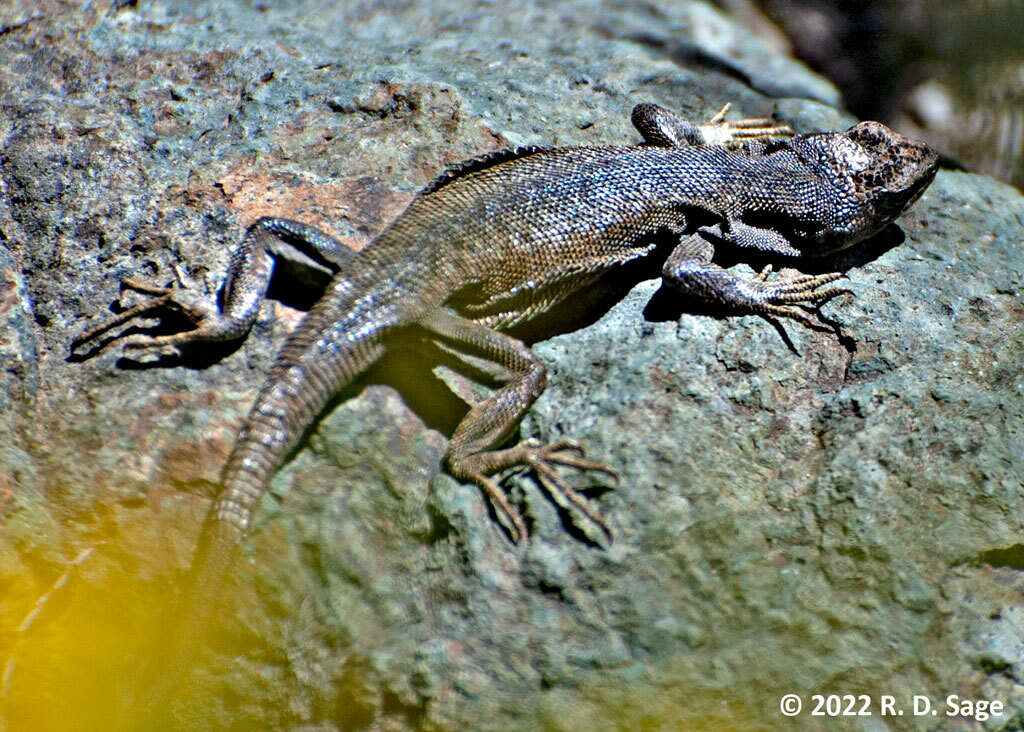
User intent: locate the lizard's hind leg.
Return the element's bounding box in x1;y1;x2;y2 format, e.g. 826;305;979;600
631;101;793;148
71;217;356;357
422;308;616;543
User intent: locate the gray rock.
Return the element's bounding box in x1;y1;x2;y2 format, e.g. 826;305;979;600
1;1;1022;730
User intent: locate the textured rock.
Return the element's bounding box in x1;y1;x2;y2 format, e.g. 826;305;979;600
1;1;1022;731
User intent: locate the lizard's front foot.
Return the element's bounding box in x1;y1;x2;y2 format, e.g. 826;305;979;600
70;277;242;357
447;438;617;544
745;266;853;327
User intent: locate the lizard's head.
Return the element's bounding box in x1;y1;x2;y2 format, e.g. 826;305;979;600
790;121;939;249
841;121;939;220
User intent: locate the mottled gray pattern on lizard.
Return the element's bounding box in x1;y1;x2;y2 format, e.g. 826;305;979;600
72;102;938;629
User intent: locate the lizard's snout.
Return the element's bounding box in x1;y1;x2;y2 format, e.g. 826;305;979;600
847;122;939;189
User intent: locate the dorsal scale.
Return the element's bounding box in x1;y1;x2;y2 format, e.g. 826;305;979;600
421;145;550;195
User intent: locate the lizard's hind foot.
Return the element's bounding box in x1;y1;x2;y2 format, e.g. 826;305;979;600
524;439;616;542
70;277;246;357
632;101;793;148
450;439;617;544
698;102;795;147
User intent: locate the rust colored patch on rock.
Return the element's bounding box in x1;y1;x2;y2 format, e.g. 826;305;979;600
215;169;414;252
160;432;233;493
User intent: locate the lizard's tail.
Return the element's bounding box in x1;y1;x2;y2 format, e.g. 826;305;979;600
143;278;405;724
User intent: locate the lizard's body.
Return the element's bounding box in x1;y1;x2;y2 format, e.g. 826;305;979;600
73;103;938;663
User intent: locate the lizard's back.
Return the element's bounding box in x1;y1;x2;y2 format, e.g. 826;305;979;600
358;143;812;328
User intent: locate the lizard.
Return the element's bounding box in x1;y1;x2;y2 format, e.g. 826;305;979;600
71;102;938;653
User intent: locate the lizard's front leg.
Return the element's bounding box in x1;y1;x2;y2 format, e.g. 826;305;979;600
421;308;615;543
663;230;851;328
71;217;355;356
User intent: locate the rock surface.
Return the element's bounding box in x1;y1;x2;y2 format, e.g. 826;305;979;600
1;1;1022;731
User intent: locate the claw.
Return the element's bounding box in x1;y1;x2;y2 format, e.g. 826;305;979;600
698;104;794;147
545;438;585;457
477;473;528;544
530;458;613;542
121;278;174;297
524;440;615;541
71;275;239;358
753;264;773;282
541;442;619;481
451;438;616;544
751;269;854;327
706;102;731;125
70;292;175;353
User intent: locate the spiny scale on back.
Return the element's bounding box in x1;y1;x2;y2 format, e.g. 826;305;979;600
421;144;550;194
71;102;938;705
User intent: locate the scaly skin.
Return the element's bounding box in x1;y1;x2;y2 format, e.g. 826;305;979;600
72;103;938;682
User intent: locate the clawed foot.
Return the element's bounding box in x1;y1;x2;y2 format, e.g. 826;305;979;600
452;438;618;544
70;277;234;357
632;101;793;149
748;265;853;328
698;103;794;147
